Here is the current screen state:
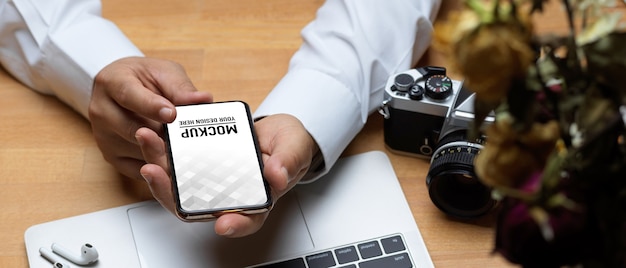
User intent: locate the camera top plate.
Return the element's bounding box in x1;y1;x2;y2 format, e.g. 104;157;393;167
382;67;463;118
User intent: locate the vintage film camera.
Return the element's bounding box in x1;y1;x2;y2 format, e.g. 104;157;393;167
379;66;496;218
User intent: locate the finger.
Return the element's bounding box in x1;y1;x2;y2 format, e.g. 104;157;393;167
90;82;164;145
135;126;179;219
263;152;307;194
107;76;178;123
214;212;269;238
105;72;212;124
255;115;317;193
94;134;145;164
152;69;213;106
135;127;169;170
94;58;180;123
92;106;162;146
106;156;146;181
134;59;213;110
140;163;176;214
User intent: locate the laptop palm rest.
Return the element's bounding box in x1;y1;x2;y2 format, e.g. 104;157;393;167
127;192;313;267
25;151;432;268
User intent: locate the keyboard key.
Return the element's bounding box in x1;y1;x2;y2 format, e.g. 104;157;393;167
359;252;413;268
381;235;406;254
305;251;336;268
339;265;356;268
357;241;383;259
334;246;359;264
256;257;306;268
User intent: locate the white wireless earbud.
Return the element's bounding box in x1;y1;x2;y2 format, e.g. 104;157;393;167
39;247;71;268
51;243;99;265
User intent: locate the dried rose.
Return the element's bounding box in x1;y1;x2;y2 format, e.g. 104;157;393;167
494;196;593;267
474;118;560;190
432;9;480;59
453;19;535;103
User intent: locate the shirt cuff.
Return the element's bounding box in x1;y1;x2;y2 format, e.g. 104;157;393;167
40;19;143;118
254;68;366;182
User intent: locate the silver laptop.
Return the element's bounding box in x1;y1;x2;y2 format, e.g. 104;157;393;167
25;151;433;267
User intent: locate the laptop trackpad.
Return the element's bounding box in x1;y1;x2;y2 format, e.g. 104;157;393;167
127;192;313;268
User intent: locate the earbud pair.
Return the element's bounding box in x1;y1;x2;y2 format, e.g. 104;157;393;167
39;243;99;267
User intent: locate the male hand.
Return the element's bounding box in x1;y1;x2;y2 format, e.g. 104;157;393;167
88;57;213;180
136;113;319;237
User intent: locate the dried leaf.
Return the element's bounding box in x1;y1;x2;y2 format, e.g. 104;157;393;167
577;12;622;45
583;32;626;101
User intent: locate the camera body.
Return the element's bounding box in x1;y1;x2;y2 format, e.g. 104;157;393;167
380;66;478;157
380;66;496;218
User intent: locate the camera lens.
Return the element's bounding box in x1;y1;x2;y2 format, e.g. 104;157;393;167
426;130;495;218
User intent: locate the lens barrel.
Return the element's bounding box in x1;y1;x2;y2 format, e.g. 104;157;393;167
426;130;495;218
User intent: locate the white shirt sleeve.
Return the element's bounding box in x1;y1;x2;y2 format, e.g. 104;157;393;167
254;0;442;182
0;0;143;118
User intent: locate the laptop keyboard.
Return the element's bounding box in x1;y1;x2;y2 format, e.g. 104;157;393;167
253;234;413;268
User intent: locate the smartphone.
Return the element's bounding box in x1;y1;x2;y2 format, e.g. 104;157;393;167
163;101;272;221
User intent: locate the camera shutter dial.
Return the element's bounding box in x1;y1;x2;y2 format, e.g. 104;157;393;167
425;74;453;100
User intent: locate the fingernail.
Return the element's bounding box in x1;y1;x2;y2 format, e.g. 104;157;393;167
135;134;144;146
282;167;291;184
141;173;152;184
159;107;173;119
222;227;235;236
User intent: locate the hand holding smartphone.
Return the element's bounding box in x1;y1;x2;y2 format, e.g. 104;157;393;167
163;101;272;221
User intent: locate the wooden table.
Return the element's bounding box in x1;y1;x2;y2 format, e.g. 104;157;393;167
4;0;613;267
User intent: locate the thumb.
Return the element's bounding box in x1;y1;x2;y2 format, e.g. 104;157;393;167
140;163;176;214
255;114;318;194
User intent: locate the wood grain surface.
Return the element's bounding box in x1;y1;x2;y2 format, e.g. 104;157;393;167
3;0;622;267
